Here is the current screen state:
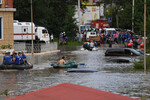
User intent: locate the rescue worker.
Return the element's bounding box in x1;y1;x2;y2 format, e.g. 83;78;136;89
3;52;12;65
20;51;27;64
13;53;20;65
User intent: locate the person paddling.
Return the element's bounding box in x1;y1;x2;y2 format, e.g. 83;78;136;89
59;56;66;65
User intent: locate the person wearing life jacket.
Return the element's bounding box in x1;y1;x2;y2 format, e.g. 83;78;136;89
20;51;27;64
3;52;12;65
13;53;20;65
83;41;88;50
100;33;104;43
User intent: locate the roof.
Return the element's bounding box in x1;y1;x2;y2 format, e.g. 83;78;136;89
6;83;138;100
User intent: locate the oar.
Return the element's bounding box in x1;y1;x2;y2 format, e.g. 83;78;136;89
51;63;85;66
79;63;85;66
51;64;54;66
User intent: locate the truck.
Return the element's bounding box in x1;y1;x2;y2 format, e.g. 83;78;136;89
91;18;109;29
13;20;50;43
86;31;100;44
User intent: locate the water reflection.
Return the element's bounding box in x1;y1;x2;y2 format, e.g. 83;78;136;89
0;44;149;100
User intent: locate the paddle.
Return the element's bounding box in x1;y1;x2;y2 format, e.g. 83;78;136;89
79;63;85;66
51;63;85;66
51;64;54;66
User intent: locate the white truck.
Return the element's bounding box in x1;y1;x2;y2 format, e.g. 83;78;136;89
13;20;50;43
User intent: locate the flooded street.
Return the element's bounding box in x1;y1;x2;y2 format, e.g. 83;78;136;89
0;44;150;100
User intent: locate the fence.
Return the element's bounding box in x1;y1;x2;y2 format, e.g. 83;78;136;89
14;42;58;53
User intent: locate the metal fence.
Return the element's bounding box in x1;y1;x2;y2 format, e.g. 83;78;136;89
14;42;58;53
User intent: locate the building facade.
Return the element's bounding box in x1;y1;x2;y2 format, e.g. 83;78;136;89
83;0;101;5
0;0;16;49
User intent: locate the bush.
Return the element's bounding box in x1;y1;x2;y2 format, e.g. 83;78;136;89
1;44;12;49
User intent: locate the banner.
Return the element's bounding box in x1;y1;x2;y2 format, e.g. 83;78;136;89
74;6;100;25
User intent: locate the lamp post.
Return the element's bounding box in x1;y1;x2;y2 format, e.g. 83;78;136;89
31;0;34;55
78;0;81;41
144;0;146;73
132;0;134;32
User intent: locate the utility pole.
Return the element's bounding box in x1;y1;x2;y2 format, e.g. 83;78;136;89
31;0;34;55
132;0;134;32
144;0;146;73
78;0;81;41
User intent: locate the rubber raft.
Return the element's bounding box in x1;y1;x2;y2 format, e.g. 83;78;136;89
0;63;33;70
53;62;78;68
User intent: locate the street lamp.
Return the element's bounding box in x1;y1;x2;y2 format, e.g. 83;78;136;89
132;0;134;32
31;0;34;55
78;0;81;41
144;0;146;73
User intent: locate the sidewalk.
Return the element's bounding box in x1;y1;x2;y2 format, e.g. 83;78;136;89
0;50;60;56
26;50;60;55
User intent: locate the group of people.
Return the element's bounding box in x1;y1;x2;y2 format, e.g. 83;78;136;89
3;51;27;65
59;32;68;45
80;28;143;49
83;40;97;50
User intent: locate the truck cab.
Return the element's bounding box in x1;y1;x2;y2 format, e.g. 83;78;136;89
35;27;50;43
86;31;97;41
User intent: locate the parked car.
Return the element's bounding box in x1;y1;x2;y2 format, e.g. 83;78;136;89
136;49;150;56
106;57;131;63
105;48;143;56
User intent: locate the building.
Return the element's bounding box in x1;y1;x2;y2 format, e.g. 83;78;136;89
0;0;16;49
82;0;101;5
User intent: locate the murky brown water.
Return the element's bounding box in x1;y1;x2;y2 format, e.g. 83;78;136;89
0;44;149;100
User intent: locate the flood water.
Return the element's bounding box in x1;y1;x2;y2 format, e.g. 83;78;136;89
0;44;150;100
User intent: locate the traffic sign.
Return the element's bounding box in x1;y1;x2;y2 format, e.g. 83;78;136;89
108;17;112;23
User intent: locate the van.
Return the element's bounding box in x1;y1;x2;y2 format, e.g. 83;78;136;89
101;28;116;35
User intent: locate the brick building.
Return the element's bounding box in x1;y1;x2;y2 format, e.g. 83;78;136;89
0;0;16;48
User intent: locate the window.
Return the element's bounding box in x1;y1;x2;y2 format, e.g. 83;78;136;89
0;17;3;40
42;30;48;34
0;0;2;4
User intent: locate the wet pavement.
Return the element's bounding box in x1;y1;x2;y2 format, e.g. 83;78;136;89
0;44;150;100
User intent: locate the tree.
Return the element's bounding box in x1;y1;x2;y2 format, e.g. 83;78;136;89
13;0;81;37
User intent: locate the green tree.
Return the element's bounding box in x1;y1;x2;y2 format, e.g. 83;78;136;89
13;0;83;37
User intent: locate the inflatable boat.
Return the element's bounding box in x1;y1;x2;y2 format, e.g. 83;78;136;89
53;62;78;68
67;69;98;73
0;63;33;70
81;47;98;51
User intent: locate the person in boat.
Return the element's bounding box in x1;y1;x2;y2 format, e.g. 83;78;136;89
20;51;27;64
10;51;15;60
89;40;94;50
93;40;98;47
59;56;66;65
13;53;20;65
3;52;12;65
18;52;23;64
